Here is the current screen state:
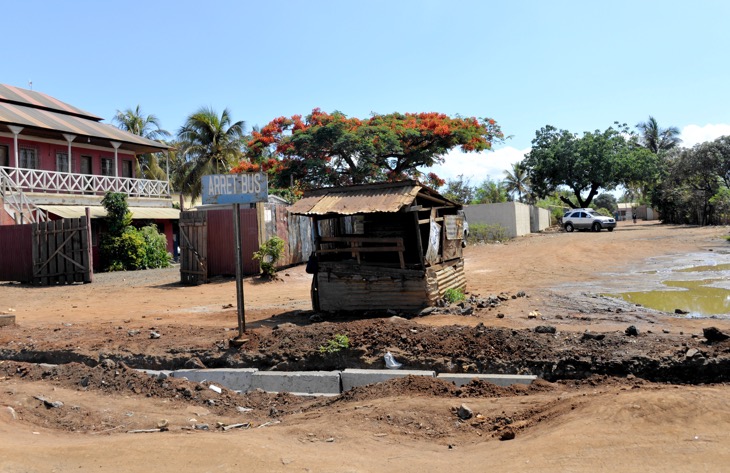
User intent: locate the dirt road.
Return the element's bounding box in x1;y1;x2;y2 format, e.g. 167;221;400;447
1;221;730;472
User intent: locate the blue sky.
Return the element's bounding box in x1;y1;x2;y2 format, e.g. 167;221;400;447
5;0;730;184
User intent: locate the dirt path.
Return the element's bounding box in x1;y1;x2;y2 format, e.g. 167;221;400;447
1;221;730;472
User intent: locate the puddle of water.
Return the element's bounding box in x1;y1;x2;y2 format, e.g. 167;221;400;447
609;279;730;317
676;263;730;273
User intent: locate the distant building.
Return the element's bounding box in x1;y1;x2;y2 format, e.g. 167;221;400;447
0;84;179;269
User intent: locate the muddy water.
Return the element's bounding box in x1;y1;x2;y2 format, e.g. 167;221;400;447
559;251;730;318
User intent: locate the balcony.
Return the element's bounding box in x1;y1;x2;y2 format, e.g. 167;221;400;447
0;166;170;199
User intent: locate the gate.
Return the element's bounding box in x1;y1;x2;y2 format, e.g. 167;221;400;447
179;211;208;285
32;216;92;285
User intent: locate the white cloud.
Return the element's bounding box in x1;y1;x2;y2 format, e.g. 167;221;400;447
680;123;730;148
428;146;530;183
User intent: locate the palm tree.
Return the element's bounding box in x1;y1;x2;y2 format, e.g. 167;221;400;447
176;107;246;201
113;106;171;180
636;116;682;154
503;162;530;203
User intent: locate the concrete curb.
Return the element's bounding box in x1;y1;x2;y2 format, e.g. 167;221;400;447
138;368;539;396
436;373;537;387
341;369;436;392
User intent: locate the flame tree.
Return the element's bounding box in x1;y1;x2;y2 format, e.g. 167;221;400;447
232;109;503;191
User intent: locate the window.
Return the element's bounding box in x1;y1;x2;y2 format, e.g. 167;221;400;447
0;145;8;167
56;152;69;173
19;148;38;169
101;158;113;176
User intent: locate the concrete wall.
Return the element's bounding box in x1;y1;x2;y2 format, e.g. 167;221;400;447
530;206;551;233
464;202;531;238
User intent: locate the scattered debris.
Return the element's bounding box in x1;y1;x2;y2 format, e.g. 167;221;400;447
582;332;606;341
625;325;639;337
149;331;161;339
33;396;63;409
703;327;729;344
384;352;402;369
209;384;222;394
455;404;473;420
534;325;556;334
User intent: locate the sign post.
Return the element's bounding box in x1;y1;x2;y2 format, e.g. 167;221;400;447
202;173;268;339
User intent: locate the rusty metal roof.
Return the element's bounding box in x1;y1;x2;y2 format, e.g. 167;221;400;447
0;84;101;120
0;101;168;154
288;181;428;216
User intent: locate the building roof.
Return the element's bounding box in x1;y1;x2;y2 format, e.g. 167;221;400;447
288;180;457;216
0;84;168;154
0;84;101;120
37;205;180;220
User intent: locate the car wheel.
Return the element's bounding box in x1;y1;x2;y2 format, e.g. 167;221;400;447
564;222;574;232
607;227;614;232
592;222;601;232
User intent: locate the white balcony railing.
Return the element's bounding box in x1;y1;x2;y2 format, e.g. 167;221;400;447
0;166;170;199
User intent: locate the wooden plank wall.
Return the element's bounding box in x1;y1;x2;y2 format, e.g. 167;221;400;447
206;207;259;276
0;224;33;282
316;262;428;312
31;217;91;285
179;211;208;285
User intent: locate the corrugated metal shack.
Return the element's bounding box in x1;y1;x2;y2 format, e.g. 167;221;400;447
288;181;466;312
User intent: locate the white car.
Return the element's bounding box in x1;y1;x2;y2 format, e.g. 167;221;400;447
562;208;616;232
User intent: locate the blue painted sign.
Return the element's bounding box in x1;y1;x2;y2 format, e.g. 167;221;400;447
202;173;268;205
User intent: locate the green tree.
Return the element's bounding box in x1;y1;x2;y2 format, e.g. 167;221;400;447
636;116;682;155
503;162;530;203
176;107;246;201
442;175;475;204
113;105;171;180
522;123;656;209
235;109;504;190
593;193;618;213
473;178;508;204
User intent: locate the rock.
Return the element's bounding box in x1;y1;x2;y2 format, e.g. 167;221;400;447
100;359;116;370
149;331;161;339
528;311;541;319
419;307;436;316
456;404;473;420
703;327;730;343
534;325;557;334
309;314;323;323
516;291;526;298
185;357;206;369
273;322;297;330
461;306;474;316
675;308;689;315
127;330;140;337
157;419;169;429
499;429;516;441
625;325;639;337
686;348;699;358
582;332;606;341
194;423;210;430
496;313;505;319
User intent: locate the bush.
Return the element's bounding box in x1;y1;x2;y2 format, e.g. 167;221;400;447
100;192;172;271
467;223;510;243
253;236;285;278
319;334;350;354
443;287;466;304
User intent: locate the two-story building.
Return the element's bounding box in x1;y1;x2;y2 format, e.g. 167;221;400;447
0;84;179;269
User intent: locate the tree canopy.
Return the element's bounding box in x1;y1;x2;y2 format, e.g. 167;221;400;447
113;105;171;180
521;123;657;209
232;109;503;190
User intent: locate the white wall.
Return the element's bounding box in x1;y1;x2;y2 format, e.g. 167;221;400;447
464;202;532;238
530;206;551;232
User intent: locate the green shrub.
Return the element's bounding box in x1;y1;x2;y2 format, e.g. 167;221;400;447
443;287;466;304
253;236;285;278
319;334;350;354
467;223;510;243
100;192;171;271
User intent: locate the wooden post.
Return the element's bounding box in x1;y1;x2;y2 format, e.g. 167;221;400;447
233;203;246;336
85;207;93;283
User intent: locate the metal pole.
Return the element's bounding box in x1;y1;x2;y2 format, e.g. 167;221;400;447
233;203;246;336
